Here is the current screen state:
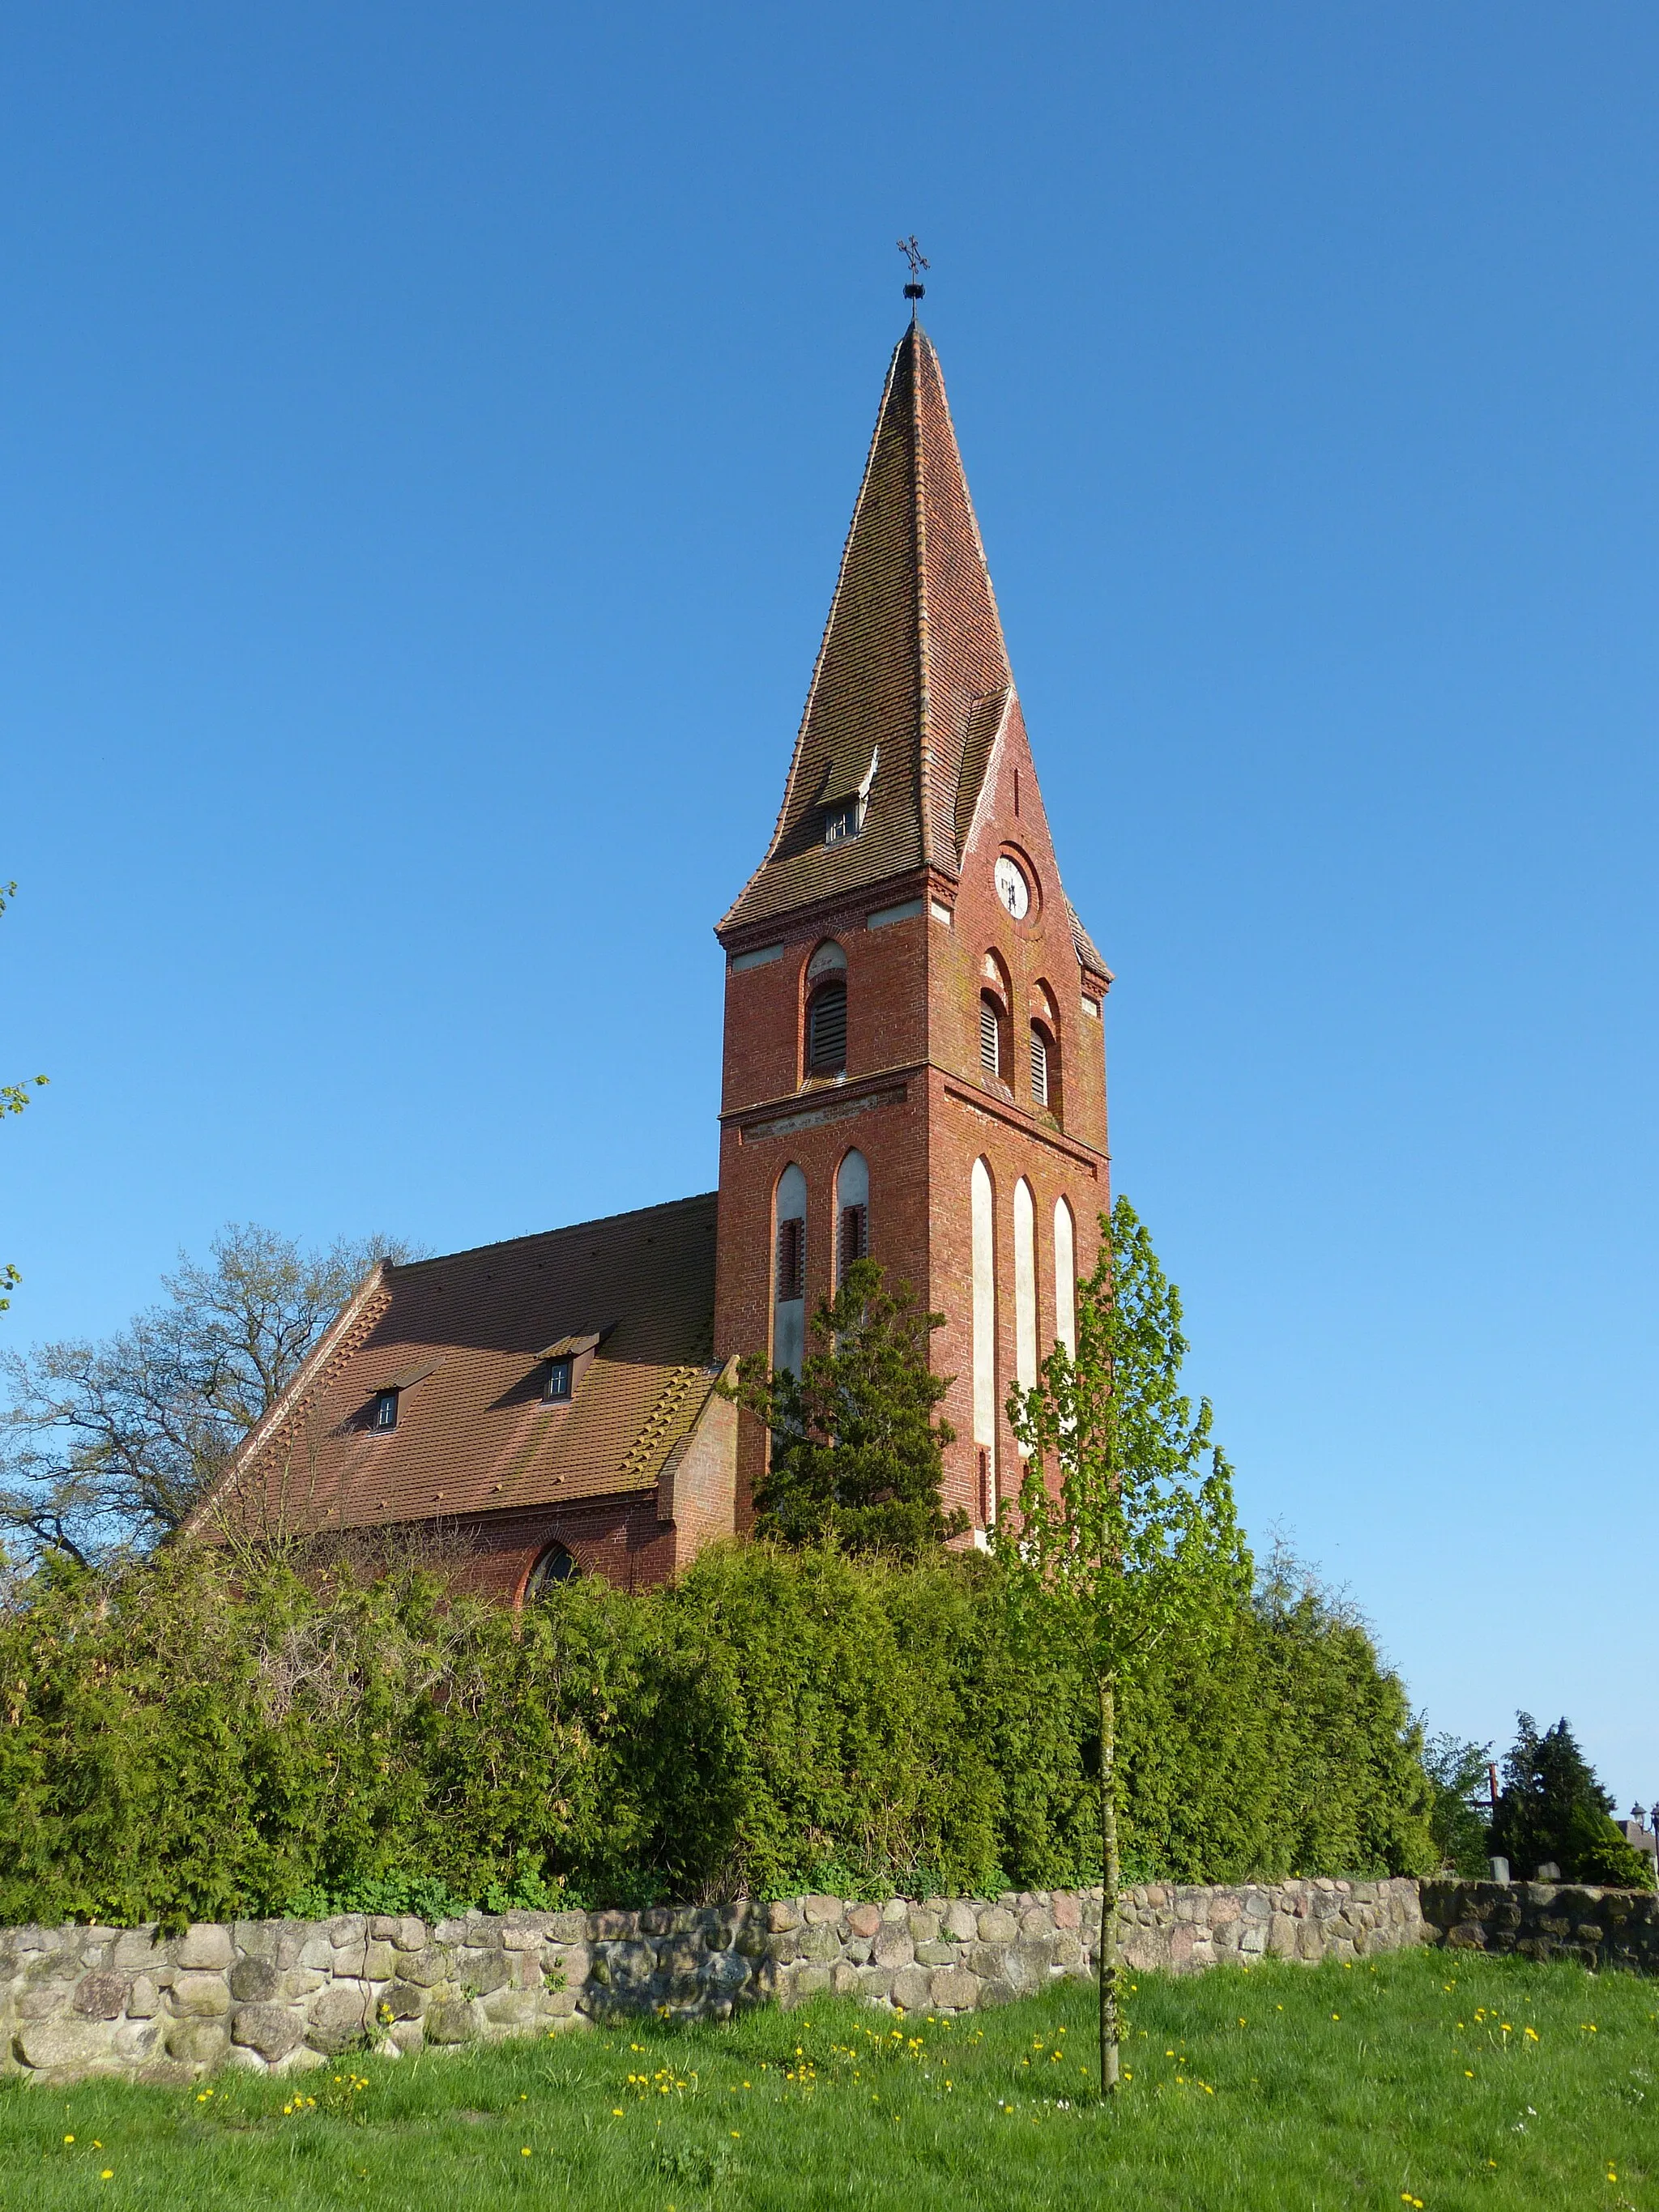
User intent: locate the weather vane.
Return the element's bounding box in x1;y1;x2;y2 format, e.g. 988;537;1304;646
897;235;929;318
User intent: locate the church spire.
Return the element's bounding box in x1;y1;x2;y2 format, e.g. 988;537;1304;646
719;321;1017;936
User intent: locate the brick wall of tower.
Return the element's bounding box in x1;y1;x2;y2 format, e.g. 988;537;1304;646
714;887;938;1528
924;1075;1107;1528
713;810;1110;1540
922;699;1111;1529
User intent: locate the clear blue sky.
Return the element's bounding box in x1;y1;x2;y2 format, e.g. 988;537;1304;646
3;4;1654;1802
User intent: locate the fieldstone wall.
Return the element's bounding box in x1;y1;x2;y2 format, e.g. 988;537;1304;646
1421;1879;1659;1974
1;1877;1421;2087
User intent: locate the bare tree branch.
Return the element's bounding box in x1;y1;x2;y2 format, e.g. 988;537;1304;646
0;1223;422;1564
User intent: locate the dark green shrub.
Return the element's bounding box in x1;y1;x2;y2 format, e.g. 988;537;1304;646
0;1536;1435;1929
1491;1713;1656;1890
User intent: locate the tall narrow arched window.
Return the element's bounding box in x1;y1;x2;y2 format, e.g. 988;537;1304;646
773;1163;808;1374
526;1541;579;1599
1053;1196;1077;1360
979;992;1006;1078
970;1158;997;1519
835;1149;869;1287
807;980;847;1075
1033;1020;1063;1115
1013;1179;1037;1450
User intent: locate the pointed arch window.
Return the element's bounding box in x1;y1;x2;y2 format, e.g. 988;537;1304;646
970;1158;997;1519
835;1149;870;1286
1030;1021;1060;1122
979;993;1006;1078
1053;1197;1077;1360
773;1163;808;1375
526;1542;579;1599
808;980;847;1076
1013;1178;1038;1451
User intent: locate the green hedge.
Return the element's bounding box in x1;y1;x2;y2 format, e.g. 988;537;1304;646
0;1541;1435;1929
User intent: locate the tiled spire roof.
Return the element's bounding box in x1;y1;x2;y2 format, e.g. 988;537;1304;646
719;322;1017;935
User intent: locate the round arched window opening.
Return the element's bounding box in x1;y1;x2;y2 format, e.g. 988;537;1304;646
526;1541;580;1599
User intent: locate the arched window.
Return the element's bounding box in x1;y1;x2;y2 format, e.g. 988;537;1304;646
1053;1197;1077;1359
1030;1020;1060;1122
773;1163;808;1374
970;1158;997;1519
979;991;1006;1078
835;1149;869;1286
1013;1178;1037;1450
526;1542;579;1599
807;980;847;1076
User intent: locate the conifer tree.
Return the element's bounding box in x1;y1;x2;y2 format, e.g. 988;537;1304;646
1491;1713;1654;1889
1003;1197;1250;2096
726;1257;964;1554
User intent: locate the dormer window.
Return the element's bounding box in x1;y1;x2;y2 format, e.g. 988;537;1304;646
536;1328;605;1405
818;748;877;846
366;1356;440;1433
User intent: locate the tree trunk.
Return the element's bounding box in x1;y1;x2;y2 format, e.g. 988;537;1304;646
1098;1671;1120;2095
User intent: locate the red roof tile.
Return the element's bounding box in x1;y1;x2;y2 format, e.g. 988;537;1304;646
201;1193;720;1540
719;322;1017;934
719;322;1105;977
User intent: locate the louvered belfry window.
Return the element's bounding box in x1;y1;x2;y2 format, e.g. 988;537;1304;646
1030;1025;1049;1107
808;980;847;1075
838;1203;868;1286
979;995;1003;1076
775;1216;805;1302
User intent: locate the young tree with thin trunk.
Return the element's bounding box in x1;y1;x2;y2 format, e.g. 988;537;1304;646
1001;1196;1249;2097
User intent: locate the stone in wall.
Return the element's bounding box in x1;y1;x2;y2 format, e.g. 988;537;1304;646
0;1876;1422;2089
1420;1879;1659;1975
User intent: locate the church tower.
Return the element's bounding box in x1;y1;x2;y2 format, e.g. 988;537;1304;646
714;317;1112;1535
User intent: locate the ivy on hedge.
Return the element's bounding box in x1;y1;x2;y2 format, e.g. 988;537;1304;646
0;1540;1435;1929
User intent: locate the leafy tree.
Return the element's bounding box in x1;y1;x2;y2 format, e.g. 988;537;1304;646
0;1223;415;1565
725;1256;965;1554
1490;1712;1654;1889
0;881;49;1314
1421;1728;1495;1875
1003;1196;1250;2096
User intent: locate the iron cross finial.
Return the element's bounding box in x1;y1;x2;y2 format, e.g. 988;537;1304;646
897;235;929;318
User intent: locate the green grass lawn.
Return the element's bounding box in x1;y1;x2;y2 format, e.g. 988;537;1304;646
2;1946;1654;2210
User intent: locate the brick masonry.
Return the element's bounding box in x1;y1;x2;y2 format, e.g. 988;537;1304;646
714;702;1112;1536
2;1877;1424;2087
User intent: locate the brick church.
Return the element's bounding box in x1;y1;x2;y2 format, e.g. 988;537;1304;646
201;311;1113;1596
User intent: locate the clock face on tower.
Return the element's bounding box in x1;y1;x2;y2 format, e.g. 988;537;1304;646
993;855;1030;919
